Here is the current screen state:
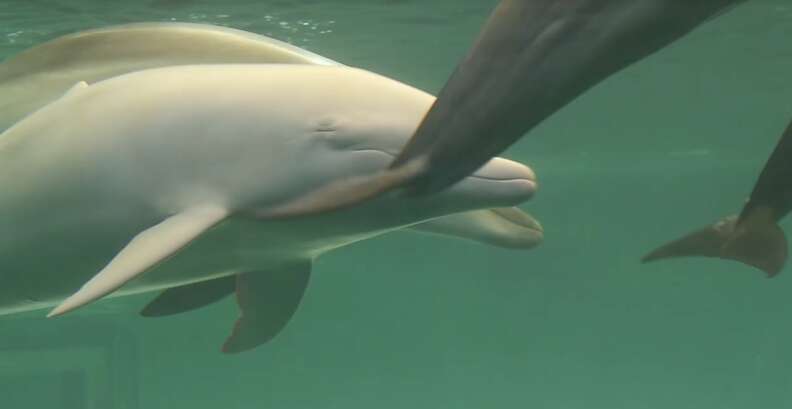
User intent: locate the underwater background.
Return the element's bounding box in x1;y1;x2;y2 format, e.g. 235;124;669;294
0;0;791;408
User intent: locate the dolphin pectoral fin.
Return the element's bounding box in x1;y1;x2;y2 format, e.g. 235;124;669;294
222;262;311;354
256;158;427;219
409;207;544;249
140;276;236;317
48;205;229;317
642;211;788;277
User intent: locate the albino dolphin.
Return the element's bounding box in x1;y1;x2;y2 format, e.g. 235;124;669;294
0;64;538;353
0;22;338;131
0;22;542;252
643;119;792;276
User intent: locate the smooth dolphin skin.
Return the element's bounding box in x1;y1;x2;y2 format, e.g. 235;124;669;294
0;64;539;353
0;22;339;131
266;0;745;217
643;119;792;277
0;22;541;251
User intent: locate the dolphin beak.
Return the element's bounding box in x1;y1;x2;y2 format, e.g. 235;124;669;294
462;157;538;207
484;207;544;249
470;157;536;186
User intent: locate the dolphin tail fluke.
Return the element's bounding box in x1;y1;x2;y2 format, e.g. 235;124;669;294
722;212;787;277
642;212;788;277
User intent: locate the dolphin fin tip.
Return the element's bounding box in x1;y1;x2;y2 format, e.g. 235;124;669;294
47;294;88;317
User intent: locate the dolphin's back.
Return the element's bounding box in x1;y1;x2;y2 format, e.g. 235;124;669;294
0;22;341;131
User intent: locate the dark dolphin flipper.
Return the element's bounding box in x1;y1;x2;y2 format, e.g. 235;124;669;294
643;120;792;276
392;0;744;195
263;0;743;218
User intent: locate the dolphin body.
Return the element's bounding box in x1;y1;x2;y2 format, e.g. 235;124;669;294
643;119;792;277
0;22;543;252
266;0;747;217
0;22;338;131
0;64;538;353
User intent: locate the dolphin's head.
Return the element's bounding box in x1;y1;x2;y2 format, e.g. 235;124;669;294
289;111;538;225
249;67;537;228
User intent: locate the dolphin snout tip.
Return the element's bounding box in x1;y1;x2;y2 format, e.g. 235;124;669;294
471;157;538;203
470;158;538;207
474;157;537;184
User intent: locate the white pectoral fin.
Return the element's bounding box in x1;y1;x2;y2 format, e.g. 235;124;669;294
48;205;229;317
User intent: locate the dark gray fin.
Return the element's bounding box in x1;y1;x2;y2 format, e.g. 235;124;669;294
642;210;788;277
643;215;739;262
386;1;739;196
222;262;311;354
724;207;788;277
140;276;236;317
255;158;427;219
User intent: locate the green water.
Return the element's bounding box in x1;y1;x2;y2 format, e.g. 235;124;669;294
1;0;791;408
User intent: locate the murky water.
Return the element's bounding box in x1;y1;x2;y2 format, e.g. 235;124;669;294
0;1;791;408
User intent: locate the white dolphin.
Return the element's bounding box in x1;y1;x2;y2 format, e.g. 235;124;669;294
0;22;338;131
0;22;542;254
0;63;539;353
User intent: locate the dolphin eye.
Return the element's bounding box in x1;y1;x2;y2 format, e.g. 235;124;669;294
312;117;360;150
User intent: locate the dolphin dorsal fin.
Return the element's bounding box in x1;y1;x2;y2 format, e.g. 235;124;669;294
48;205;229;317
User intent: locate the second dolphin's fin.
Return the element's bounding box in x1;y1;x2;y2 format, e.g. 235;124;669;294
642;208;788;277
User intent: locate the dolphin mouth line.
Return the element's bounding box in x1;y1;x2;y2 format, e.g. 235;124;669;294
351;148;536;183
468;174;536;183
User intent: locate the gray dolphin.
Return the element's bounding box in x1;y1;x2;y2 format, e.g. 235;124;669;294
263;0;746;218
643;119;792;277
